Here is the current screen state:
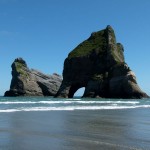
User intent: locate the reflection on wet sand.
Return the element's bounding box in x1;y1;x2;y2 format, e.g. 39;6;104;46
0;109;150;150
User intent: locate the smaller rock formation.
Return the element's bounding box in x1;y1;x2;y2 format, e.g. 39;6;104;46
5;58;62;96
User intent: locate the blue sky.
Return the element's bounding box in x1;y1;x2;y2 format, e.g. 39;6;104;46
0;0;150;96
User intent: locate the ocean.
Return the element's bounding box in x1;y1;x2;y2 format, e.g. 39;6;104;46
0;96;150;150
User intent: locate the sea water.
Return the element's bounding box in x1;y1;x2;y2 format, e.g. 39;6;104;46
0;96;150;150
0;96;150;112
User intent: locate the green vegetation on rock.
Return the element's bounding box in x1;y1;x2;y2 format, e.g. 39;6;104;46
15;62;28;78
68;30;107;58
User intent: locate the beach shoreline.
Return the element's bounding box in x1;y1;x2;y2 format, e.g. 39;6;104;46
0;108;150;150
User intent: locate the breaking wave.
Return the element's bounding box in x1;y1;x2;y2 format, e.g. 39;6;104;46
0;100;139;105
0;105;150;113
0;97;150;112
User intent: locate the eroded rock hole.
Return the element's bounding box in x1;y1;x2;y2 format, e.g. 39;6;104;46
73;87;85;98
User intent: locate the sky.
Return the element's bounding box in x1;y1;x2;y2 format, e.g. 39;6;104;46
0;0;150;96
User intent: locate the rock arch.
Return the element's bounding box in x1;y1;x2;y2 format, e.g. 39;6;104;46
55;25;148;99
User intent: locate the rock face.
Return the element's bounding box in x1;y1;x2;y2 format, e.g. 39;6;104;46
55;25;148;99
5;58;62;96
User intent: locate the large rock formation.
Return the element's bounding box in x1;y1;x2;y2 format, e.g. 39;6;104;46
5;58;62;96
55;25;148;99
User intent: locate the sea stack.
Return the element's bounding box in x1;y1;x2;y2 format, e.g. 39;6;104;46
5;58;62;96
55;25;148;99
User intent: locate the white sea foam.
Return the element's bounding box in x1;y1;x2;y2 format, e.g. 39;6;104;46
0;101;37;104
0;109;20;112
0;105;150;112
0;100;139;105
67;98;81;101
71;101;139;104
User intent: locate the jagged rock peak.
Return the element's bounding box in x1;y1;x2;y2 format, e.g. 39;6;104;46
55;25;149;99
5;58;62;97
13;57;27;67
106;25;113;30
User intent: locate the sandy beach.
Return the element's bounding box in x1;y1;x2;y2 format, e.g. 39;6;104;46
0;108;150;150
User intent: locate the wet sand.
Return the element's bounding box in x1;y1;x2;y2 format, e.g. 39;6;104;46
0;109;150;150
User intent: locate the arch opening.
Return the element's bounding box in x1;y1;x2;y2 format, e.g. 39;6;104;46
73;87;85;98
